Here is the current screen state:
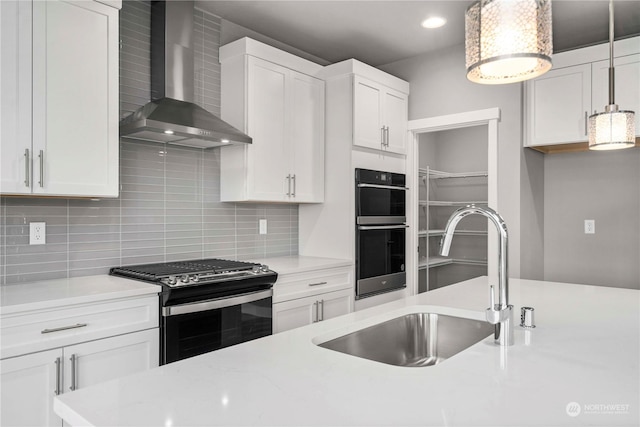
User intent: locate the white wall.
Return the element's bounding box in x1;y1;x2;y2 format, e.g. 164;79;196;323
381;43;535;278
543;149;640;288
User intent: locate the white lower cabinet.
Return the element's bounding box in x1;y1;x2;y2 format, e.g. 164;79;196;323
0;292;159;427
273;289;352;334
1;329;158;427
272;264;354;334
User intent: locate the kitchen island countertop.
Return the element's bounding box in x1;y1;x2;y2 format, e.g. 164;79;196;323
54;277;639;426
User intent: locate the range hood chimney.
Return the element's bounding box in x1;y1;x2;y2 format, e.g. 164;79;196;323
119;0;251;148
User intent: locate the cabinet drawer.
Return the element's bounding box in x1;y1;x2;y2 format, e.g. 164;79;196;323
273;266;353;303
1;295;158;359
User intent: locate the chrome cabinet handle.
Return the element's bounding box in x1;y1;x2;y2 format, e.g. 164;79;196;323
313;301;318;323
319;300;324;321
291;174;296;197
385;126;390;147
24;149;30;187
308;281;327;287
54;357;62;395
41;323;88;334
69;354;77;391
584;111;588;135
38;150;44;187
286;174;291;196
380;126;385;146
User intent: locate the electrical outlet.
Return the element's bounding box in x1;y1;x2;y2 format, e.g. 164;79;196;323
584;219;595;234
30;222;46;245
259;219;267;235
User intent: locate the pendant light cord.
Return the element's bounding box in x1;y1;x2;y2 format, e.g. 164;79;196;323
608;0;615;106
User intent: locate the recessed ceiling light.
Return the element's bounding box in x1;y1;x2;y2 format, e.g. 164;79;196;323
164;130;174;135
421;16;447;29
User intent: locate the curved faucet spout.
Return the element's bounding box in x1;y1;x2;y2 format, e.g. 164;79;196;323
439;205;513;346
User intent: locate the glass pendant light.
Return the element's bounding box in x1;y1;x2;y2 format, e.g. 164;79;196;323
465;0;553;84
588;0;636;150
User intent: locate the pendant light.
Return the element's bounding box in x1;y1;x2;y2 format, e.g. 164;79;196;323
588;0;636;150
465;0;553;84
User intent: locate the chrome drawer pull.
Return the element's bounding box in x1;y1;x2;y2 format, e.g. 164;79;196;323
54;357;62;395
24;149;30;187
308;281;328;287
41;323;88;334
69;354;78;391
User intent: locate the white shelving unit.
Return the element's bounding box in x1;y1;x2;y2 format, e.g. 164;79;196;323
418;167;488;292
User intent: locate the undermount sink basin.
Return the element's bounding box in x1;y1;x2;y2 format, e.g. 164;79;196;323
318;312;493;367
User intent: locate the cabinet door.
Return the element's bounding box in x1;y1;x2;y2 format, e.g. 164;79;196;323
1;348;63;427
525;63;591;146
291;72;325;203
383;88;408;155
273;294;319;333
319;289;353;321
62;329;159;392
0;0;32;194
31;0;118;197
353;76;384;150
592;54;640;136
246;56;290;202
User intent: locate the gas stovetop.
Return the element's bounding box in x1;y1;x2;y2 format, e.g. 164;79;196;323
110;258;276;290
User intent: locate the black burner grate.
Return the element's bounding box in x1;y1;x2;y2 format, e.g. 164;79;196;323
110;258;259;281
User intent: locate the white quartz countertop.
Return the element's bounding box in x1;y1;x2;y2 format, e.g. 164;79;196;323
54;277;640;427
252;255;352;275
0;275;160;315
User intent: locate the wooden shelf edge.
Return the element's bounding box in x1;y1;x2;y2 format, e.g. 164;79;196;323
526;137;640;154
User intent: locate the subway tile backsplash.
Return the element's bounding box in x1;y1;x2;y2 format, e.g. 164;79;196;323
0;1;298;285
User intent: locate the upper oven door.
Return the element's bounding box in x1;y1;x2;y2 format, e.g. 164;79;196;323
356;169;406;224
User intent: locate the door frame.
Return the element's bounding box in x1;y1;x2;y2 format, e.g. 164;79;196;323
406;107;501;295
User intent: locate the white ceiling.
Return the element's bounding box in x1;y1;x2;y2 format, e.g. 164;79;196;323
196;0;640;66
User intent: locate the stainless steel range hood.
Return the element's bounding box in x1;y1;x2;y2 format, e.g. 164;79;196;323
119;0;251;148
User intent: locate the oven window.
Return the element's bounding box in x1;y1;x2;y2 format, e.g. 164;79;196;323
357;187;405;217
163;296;272;364
357;228;405;280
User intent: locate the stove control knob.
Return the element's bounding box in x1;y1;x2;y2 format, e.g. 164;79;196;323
252;265;261;274
260;264;270;272
180;275;190;283
190;275;199;283
166;276;177;286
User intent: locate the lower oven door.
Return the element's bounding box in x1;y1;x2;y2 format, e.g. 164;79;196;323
161;289;273;364
356;224;407;299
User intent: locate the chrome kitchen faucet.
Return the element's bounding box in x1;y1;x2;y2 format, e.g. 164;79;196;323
439;205;514;346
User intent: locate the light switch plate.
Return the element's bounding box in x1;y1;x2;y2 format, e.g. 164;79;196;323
259;219;267;235
30;222;46;245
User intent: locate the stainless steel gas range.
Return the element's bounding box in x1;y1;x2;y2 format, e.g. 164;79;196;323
110;258;278;365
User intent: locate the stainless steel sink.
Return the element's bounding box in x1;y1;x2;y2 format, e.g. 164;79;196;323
317;312;493;367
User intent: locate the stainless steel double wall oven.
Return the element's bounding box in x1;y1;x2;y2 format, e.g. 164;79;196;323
355;168;407;299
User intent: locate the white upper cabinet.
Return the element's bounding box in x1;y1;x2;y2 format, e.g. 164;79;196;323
322;59;409;156
220;38;325;203
525;64;592;146
524;37;640;150
354;76;409;154
0;0;119;197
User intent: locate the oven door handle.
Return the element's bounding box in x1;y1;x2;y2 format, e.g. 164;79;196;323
356;183;408;191
162;289;273;317
358;224;409;231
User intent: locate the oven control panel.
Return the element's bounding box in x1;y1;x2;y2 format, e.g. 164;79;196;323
160;264;273;287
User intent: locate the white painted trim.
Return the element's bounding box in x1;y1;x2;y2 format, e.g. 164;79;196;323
408;107;500;133
407;108;501;295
